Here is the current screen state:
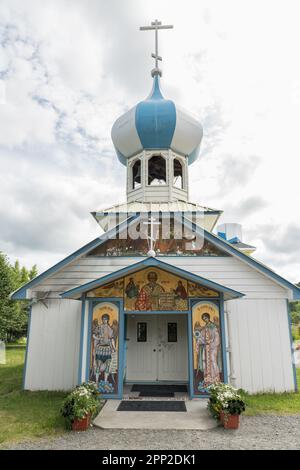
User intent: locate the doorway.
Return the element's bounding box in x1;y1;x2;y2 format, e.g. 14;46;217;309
125;314;188;383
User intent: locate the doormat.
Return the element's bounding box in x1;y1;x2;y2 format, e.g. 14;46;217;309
131;384;188;393
117;400;187;412
139;391;174;397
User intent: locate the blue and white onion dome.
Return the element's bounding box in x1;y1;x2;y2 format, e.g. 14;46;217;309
111;76;203;165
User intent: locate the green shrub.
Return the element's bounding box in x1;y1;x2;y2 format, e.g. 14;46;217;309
207;382;246;418
60;382;102;430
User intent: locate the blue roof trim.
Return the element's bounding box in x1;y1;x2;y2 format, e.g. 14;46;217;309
10;215;140;300
60;257;245;300
178;215;300;300
135;76;176;149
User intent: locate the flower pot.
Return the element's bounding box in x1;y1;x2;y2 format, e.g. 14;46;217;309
220;411;240;429
71;414;91;431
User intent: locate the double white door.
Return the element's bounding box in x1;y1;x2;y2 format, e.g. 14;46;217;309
126;314;188;382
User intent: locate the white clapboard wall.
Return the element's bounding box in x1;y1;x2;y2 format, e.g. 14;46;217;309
31;255;289;299
24;255;294;392
24;299;81;391
225;298;294;393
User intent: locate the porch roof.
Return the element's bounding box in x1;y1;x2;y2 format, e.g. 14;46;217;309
60;257;245;301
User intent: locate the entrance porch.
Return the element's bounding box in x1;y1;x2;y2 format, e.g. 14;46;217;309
61;257;244;399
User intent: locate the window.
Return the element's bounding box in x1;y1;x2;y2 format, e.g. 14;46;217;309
137;322;147;342
173;158;183;189
132;160;141;189
168;322;177;342
148;155;166;185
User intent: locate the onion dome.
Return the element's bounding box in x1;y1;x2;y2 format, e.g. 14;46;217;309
111;76;203;165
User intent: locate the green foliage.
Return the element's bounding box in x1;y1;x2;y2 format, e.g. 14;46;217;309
60;382;102;430
241;368;300;416
0;346;67;446
207;382;246;418
290;301;300;325
226;399;246;415
0;253;37;342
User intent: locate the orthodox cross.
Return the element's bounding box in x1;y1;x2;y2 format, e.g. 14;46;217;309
140;19;173;77
143;216;161;256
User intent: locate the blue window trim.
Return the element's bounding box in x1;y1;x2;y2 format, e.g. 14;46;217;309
61;257;244;300
286;300;298;392
22;306;32;390
86;299;124;399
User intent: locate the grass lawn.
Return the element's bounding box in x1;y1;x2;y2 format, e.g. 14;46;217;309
0;345;68;447
243;369;300;416
0;345;299;446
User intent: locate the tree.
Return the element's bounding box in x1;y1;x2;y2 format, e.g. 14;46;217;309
0;253;38;342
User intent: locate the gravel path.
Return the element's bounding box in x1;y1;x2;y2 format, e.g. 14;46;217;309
4;414;300;450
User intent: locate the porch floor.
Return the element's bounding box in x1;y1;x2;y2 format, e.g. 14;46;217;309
93;398;217;430
122;383;189;400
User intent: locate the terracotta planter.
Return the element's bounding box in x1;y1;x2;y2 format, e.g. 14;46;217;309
220;411;240;429
71;414;91;431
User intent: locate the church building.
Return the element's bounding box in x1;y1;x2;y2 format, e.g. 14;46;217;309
12;21;299;399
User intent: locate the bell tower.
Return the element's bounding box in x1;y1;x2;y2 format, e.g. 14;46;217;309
111;21;203;204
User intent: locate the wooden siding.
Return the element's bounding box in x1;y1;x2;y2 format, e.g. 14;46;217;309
24;299;81;391
226;298;294;393
32;256;289;299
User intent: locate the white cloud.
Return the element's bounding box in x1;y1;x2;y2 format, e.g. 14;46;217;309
0;0;299;282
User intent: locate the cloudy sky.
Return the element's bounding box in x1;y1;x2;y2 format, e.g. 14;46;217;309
0;0;299;282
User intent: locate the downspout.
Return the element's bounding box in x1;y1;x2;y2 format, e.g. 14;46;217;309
225;303;237;387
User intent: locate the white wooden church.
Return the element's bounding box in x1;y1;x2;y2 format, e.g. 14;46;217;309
12;21;299;398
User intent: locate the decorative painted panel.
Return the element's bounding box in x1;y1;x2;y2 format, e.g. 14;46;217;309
87;280;123;298
192;301;223;395
86;268;219;309
87;218;229;257
188;281;218;298
124;268;188;311
89;302;119;394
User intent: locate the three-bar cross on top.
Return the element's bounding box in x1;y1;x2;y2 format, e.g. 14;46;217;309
140;19;173;77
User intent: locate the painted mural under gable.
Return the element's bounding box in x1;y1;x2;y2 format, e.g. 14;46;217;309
87;267;219;311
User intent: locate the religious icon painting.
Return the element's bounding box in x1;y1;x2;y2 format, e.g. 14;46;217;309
188;281;219;298
89;302;119;394
192;301;223;395
124;267;188;311
87;279;124;298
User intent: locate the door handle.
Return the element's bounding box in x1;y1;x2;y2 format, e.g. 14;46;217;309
153;349;156;352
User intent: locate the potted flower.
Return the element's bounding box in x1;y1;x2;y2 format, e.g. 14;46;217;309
208;383;246;429
60;382;101;431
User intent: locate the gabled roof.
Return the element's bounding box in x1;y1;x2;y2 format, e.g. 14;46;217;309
60;257;245;301
10;212;300;301
10;215;139;300
177;215;300;300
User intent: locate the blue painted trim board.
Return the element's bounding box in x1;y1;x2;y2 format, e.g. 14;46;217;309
187;309;194;399
77;295;86;385
219;293;228;384
286;300;298;392
22;306;32;389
